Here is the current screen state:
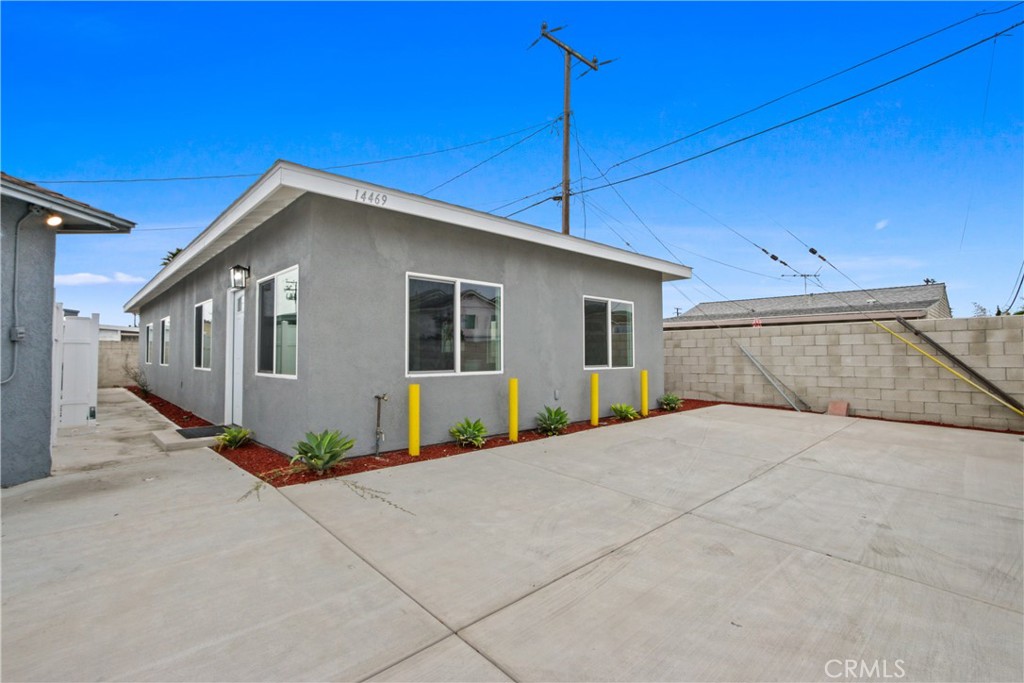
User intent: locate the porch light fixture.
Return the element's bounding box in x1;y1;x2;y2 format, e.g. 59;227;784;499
229;265;250;289
29;204;63;227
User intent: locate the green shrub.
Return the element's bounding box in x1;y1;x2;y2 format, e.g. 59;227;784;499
536;405;570;436
657;393;684;411
610;403;640;421
450;418;487;448
291;430;356;472
215;426;252;451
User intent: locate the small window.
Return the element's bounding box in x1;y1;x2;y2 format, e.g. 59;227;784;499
257;266;298;377
194;300;212;370
583;297;633;369
145;323;153;364
160;317;170;366
407;274;502;375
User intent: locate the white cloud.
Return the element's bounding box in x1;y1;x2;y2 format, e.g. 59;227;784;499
55;272;145;286
875;219;890;231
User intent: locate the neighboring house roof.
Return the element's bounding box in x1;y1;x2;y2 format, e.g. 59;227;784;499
665;283;951;329
124;160;691;313
1;172;135;233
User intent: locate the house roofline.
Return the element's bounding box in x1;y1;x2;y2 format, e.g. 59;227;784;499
663;308;931;330
1;174;135;233
124;160;691;313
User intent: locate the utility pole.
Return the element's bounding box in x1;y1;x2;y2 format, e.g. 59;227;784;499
535;23;608;235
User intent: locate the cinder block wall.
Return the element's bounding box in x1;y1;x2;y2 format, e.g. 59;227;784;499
664;316;1024;432
99;339;139;387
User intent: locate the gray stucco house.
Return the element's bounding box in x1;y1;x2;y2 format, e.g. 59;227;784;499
1;173;135;487
125;161;691;456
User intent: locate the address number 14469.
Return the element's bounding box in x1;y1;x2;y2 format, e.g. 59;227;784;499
354;189;388;206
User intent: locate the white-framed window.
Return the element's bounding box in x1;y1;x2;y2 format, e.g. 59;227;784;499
407;273;502;376
194;300;212;370
256;266;298;377
583;296;633;369
159;317;171;366
144;323;153;364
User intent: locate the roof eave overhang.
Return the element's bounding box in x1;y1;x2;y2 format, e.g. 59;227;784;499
1;183;135;233
125;161;691;313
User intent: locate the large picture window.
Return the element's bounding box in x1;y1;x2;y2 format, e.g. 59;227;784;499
160;317;170;366
583;297;633;369
194;300;212;370
257;266;298;377
407;274;502;375
145;323;153;364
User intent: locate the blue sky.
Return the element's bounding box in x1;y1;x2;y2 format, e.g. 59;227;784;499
3;1;1022;325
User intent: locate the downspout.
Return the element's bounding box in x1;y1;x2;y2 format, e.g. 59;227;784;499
1;206;34;385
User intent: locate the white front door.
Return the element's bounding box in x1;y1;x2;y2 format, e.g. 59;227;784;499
227;289;245;425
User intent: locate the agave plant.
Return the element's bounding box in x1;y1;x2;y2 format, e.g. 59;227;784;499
449;418;487;448
291;430;356;472
536;405;570;436
657;393;684;411
610;403;640;421
214;426;252;451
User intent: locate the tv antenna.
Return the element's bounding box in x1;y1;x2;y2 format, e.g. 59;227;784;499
782;267;822;295
531;23;614;235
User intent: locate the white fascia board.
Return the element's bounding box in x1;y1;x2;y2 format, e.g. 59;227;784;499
124;167;297;313
125;160;691;313
278;163;692;282
1;184;134;232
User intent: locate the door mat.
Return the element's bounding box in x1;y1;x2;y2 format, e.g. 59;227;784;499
176;425;227;439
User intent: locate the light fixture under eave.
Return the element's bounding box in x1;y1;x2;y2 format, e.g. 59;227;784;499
229;265;250;289
45;213;63;227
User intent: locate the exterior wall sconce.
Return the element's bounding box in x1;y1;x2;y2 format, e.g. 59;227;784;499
229;265;250;289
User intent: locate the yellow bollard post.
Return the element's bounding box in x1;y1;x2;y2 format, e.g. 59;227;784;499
408;384;420;456
509;377;519;442
590;373;600;426
640;369;649;416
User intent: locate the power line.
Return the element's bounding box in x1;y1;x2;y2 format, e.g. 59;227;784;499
488;182;561;213
958;34;1003;250
577;21;1023;197
608;2;1023;172
28;119;559;185
423;121;556;195
573;127;762;319
1004;261;1024;311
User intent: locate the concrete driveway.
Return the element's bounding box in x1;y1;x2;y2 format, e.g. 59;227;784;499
2;390;1021;682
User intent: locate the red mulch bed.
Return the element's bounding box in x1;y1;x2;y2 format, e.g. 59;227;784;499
123;385;721;488
126;385;212;428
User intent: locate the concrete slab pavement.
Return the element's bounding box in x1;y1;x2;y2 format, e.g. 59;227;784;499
461;514;1022;682
2;394;451;682
4;392;1021;682
695;457;1023;613
369;635;512;682
279;451;680;631
51;388;177;474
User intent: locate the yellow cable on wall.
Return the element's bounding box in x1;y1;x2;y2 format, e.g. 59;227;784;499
871;321;1024;417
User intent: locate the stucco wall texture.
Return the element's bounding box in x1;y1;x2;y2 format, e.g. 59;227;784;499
665;315;1024;432
139;194;665;456
1;196;57;486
